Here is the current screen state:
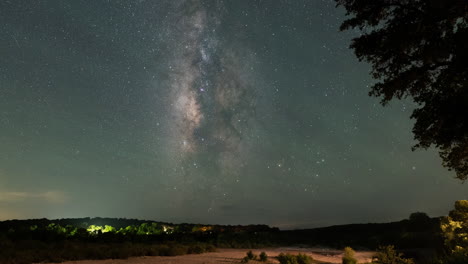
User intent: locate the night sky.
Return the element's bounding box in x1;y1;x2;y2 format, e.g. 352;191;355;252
1;0;466;229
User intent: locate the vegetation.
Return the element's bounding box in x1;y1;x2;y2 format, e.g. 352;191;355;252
241;250;259;263
335;0;468;180
372;245;414;264
0;212;455;263
279;213;442;250
240;250;268;263
441;200;468;252
0;240;216;264
343;247;358;264
296;253;313;264
247;250;257;260
438;200;468;263
277;253;312;264
0;218;279;264
435;250;468;264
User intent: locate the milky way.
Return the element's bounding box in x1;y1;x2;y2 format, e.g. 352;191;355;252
162;0;259;204
1;0;467;227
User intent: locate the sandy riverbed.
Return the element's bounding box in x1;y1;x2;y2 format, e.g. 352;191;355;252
45;247;375;264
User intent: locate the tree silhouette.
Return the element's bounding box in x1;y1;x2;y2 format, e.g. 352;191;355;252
336;0;468;180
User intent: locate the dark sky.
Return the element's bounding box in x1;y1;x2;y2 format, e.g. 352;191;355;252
0;0;466;229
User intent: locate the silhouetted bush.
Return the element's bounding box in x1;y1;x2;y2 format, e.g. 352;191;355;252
259;251;268;262
241;250;261;263
247;250;257;260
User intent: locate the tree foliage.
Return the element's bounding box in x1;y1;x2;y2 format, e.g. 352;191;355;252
336;0;468;180
409;212;430;222
441;200;468;253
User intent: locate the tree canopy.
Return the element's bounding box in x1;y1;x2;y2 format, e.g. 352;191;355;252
441;200;468;255
336;0;468;180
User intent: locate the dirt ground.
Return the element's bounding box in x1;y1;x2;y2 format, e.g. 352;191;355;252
46;247;375;264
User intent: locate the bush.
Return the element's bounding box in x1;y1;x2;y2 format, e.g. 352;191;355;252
278;253;312;264
241;250;258;263
296;253;312;264
372;245;414;264
259;251;268;262
241;250;259;263
278;253;298;264
247;250;257;260
343;247;358;264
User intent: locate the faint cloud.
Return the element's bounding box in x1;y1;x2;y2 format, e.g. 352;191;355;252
0;191;67;203
0;208;21;221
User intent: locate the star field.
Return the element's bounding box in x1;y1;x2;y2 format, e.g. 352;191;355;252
0;0;466;229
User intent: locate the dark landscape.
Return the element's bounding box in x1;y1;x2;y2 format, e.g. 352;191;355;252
1;0;467;263
1;204;466;263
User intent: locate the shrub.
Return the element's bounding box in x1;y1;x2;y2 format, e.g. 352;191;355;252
241;250;259;263
278;253;312;264
296;253;312;264
247;250;257;260
372;245;414;264
278;253;299;264
343;247;358;264
259;251;268;262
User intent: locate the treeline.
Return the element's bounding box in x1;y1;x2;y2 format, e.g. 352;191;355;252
281;213;443;250
0;214;442;249
0;217;276;236
0;218;278;264
0;217;277;245
0;214;445;263
0;215;443;248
